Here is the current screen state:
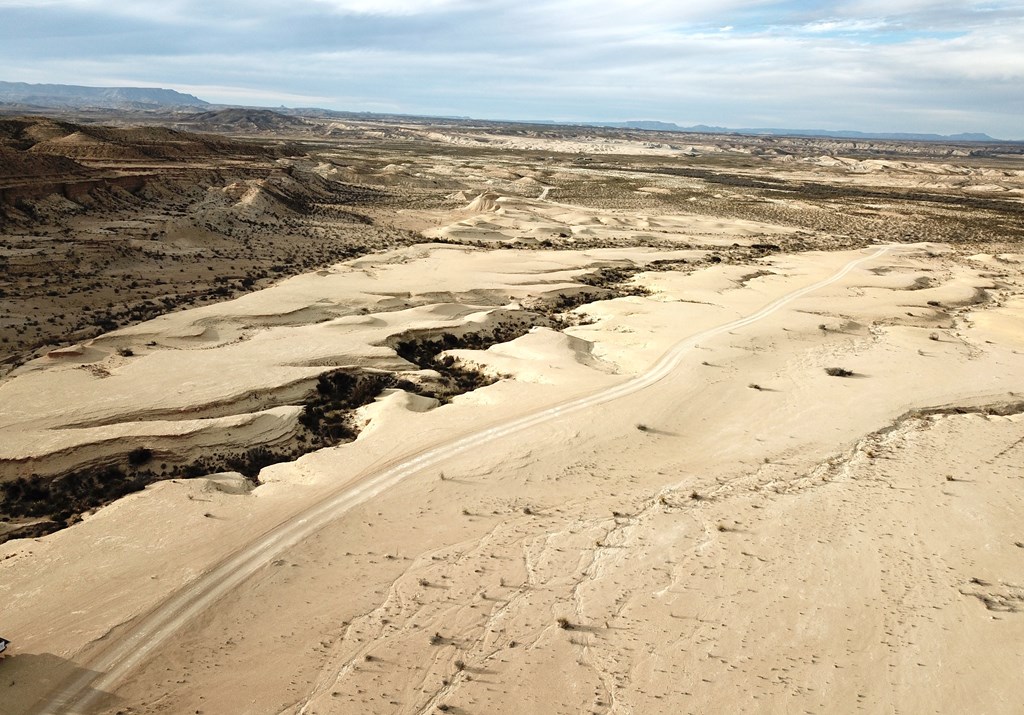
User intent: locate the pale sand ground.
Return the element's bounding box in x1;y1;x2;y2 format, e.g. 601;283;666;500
2;196;1023;714
420;193;797;246
413;128;702;156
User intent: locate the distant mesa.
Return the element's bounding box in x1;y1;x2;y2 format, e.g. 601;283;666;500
0;80;208;110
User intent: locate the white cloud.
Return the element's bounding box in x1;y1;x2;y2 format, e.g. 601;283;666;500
800;19;890;33
308;0;470;15
1;0;1022;137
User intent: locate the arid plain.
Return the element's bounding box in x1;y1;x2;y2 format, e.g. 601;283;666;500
2;111;1023;714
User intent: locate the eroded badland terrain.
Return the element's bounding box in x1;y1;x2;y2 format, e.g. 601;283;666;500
1;110;1023;714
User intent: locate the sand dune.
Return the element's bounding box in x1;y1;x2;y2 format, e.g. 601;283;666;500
428;193;797;248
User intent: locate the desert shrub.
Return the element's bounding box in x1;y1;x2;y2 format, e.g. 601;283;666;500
226;447;290;479
1;466;149;519
127;447;153;466
824;367;854;377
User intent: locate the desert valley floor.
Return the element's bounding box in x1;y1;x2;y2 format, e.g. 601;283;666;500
1;113;1023;714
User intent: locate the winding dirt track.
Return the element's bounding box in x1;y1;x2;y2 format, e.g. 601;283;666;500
38;245;893;714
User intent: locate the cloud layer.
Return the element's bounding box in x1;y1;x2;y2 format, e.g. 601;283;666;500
1;0;1021;137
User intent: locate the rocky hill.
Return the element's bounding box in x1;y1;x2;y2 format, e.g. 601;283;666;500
0;116;272;163
178;108;312;134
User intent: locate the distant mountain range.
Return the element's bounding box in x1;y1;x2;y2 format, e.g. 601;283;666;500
0;81;1003;142
577;120;997;143
0;81;208;110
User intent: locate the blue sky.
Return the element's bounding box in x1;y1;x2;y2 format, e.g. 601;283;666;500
1;0;1022;138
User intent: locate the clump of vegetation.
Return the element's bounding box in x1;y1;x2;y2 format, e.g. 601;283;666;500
127;447;153;466
824;367;854;377
576;266;651;297
392;322;528;400
1;466;149;524
298;370;416;448
556;617;573;630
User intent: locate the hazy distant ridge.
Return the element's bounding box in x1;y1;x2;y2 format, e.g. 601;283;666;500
0;81;998;141
0;81;208;109
592;120;997;142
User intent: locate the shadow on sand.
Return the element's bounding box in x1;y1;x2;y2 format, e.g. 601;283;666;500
2;651;118;715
